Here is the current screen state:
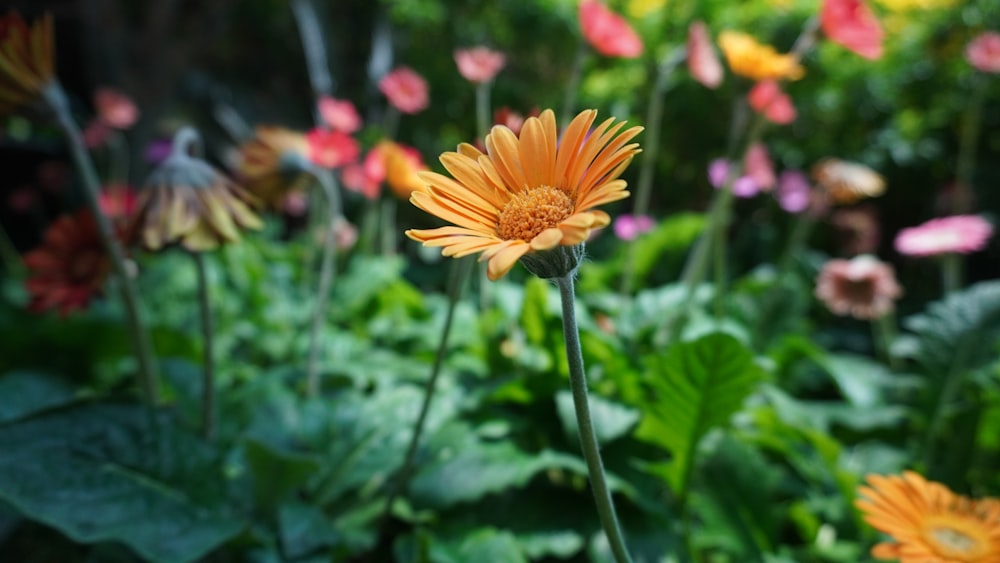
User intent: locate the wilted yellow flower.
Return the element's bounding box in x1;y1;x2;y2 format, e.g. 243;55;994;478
718;31;804;81
237;126;312;208
0;11;55;114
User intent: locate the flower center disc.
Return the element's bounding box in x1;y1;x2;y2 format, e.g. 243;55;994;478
497;185;574;242
925;522;988;560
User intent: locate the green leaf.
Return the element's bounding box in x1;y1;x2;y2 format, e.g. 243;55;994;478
244;438;319;512
430;528;527;563
520;277;551;346
555;390;639;445
636;332;766;495
278;502;339;560
0;403;244;563
0;370;77;424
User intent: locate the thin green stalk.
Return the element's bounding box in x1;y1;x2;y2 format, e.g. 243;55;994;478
306;170;342;397
955;76;987;214
941;253;962;296
872;311;899;372
475;81;491;138
379;256;474;524
44;83;159;404
555;274;633;563
192;252;216;440
290;0;334;100
560;42;588;126
380;196;397;256
0;221;24;276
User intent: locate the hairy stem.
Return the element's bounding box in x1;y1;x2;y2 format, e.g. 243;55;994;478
306;170;342;397
192;252;216;440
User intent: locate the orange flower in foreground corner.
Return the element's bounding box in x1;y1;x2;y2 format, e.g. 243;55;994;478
719;31;804;81
856;471;1000;562
579;0;643;59
0;11;55;114
406;109;642;280
24;210;111;315
821;0;884;60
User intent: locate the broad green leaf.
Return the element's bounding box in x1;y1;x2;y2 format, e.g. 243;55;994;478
278;501;339;560
0;403;244;563
0;370;76;424
244;438;319;512
636;332;765;495
429;528;527;563
520;276;551;346
555;390;639;445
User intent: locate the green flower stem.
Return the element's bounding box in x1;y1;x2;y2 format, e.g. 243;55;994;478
941;253;962;296
872;311;899;372
0;221;24;276
380;196;397;256
751;214;815;349
290;0;334;100
380;256;474;524
192;252;216;440
555;274;633;563
955;76;987;214
560;42;588;126
475;81;491;138
306;169;342;397
44;84;159;405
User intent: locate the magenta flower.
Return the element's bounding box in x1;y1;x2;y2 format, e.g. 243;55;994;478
894;215;994;257
687;21;723;89
613;214;654;241
579;0;643;59
318;96;362;133
776;170;812;213
815;255;901;320
966;32;1000;74
748;80;796;125
378;67;429;114
820;0;884;60
709;158;760;198
454;46;507;83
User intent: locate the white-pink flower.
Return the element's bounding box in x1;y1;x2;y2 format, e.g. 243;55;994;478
454;47;506;84
894;215;994;257
815;255;901;320
378;67;429;114
318;96;362;133
687;21;723;89
966;32;1000;74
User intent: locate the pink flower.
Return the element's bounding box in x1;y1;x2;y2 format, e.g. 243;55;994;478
687;21;723;89
744;143;775;192
815;255;901;320
821;0;884;60
281;190;308;217
613;214;654;241
776;170;812;213
708;158;759;197
732;176;760;198
94;87;139;129
306;129;360;169
378;67;429;114
894;215;994;257
454;47;507;83
579;0;643;59
343;144;390;200
318;96;362;133
748;80;796;125
98;184;136;220
966;32;1000;73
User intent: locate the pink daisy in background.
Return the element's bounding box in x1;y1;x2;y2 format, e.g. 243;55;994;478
894;215;994;257
94;87;139;129
613;214;655;241
775;170;812;213
815;255;902;320
378;67;429;114
820;0;884;60
748;80;797;125
579;0;643;59
744;143;775;192
687;21;723;89
454;47;507;83
306;128;360;169
708;158;759;198
318;96;362;133
966;32;1000;73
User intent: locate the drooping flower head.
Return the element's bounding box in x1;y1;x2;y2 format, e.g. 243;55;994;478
305;128;360;169
718;31;804;81
94;87;139;129
812;158;885;204
815;255;901;319
24;209;110;316
131;127;263;252
821;0;885;60
966;32;1000;74
0;11;54;115
856;471;1000;562
454;47;507;84
894;215;994;257
406;109;642;280
775;170;812;213
687;21;723;89
238;126;312;208
379;66;429;114
318;96;362;133
579;0;643;59
748;80;796;125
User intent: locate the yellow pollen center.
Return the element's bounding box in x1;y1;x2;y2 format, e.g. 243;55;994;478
926;524;986;558
497;185;574;241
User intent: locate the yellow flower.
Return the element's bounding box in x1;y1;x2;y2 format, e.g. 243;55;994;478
855;471;1000;562
382;141;428;200
237;126;312;208
0;11;55;114
405;109;642;281
718;31;804;81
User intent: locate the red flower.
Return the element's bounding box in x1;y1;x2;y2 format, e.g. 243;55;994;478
378;67;429;114
318;96;362;133
687;21;723;89
821;0;884;60
98;184;137;221
748;80;797;125
579;0;643;59
966;32;1000;74
24;210;112;316
454;46;507;83
94;87;139;129
306;129;360;169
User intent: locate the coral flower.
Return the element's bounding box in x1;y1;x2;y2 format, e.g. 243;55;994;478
856;471;1000;562
718;31;804;81
238;126;312;208
94;87;139;129
894;215;993;257
815;255;901;319
379;66;429;114
821;0;885;60
744;143;775;192
24;210;110;315
812;158;885;204
966;32;1000;74
687;21;724;89
579;0;644;59
383;141;428;199
406;109;642;280
306;128;360;169
317;96;362;133
454;47;507;83
748;80;796;125
0;11;54;115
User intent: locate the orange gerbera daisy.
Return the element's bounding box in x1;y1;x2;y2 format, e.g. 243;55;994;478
718;31;804;81
405;109;642;280
0;11;55;115
856;471;1000;562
